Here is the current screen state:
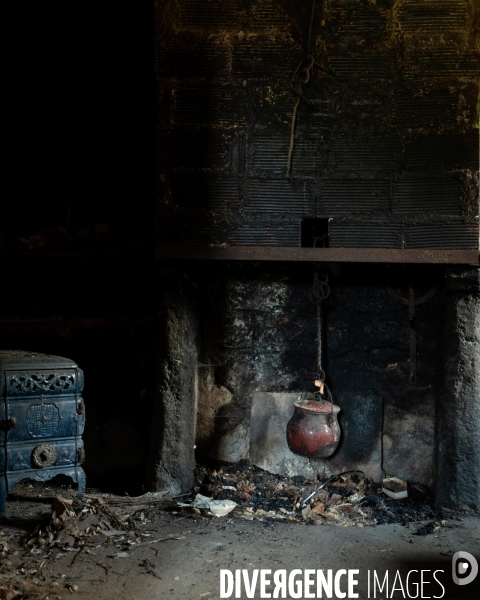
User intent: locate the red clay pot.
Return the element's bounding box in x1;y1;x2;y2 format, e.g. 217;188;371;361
286;397;341;458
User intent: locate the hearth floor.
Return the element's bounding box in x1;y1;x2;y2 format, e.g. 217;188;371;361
0;480;479;600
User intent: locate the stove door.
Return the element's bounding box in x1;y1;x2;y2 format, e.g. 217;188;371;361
5;395;79;443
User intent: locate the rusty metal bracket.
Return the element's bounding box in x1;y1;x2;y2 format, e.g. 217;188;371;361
386;285;437;383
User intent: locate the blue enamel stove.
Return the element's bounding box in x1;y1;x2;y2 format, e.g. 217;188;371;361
0;351;86;517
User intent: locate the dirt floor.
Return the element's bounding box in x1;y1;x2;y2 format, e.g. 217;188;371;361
1;472;479;600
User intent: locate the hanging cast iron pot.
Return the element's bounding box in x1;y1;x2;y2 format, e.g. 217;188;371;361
286;384;341;458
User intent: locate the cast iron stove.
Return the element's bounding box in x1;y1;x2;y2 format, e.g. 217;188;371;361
0;351;86;517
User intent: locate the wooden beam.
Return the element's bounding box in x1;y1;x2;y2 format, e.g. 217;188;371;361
0;317;156;331
156;246;480;265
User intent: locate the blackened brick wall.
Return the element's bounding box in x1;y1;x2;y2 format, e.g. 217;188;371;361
156;0;479;249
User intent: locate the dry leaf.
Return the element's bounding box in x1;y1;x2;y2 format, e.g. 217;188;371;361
312;502;325;515
336;504;355;514
51;497;74;521
315;509;342;522
302;505;312;519
0;587;21;600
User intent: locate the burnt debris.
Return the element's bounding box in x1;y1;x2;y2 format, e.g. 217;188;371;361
191;461;442;527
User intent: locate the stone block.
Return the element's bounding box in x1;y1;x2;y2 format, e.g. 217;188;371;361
208;421;250;463
250;392;319;479
382;389;435;487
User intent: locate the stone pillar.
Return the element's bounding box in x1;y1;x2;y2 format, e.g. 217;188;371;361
436;267;480;508
145;271;198;495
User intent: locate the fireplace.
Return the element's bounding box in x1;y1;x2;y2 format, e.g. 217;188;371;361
145;262;480;508
150;0;480;509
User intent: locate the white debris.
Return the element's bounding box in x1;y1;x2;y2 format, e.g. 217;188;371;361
178;494;237;518
382;477;408;500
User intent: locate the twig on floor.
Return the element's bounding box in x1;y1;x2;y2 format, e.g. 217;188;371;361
119;531;190;549
69;545;84;567
86;556;123;576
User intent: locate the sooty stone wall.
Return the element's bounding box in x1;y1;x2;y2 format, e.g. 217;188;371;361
151;263;480;507
436;267;480;508
157;263;444;488
146;271;199;495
